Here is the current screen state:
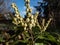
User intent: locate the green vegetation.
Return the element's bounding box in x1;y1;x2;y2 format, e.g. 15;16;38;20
0;0;60;45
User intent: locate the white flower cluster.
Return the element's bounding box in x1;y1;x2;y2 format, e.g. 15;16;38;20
11;0;39;30
43;18;52;31
11;3;19;15
25;0;39;30
11;0;52;32
11;3;24;25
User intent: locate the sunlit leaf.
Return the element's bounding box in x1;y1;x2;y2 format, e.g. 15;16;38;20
35;43;44;45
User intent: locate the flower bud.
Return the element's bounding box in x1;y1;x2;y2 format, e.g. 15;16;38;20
15;15;19;18
18;35;21;39
27;0;30;2
14;18;17;21
11;3;15;8
29;8;32;12
20;18;23;21
24;23;27;27
15;7;18;11
36;12;39;15
18;21;20;23
22;23;24;26
11;5;15;8
24;27;26;30
26;8;29;12
25;3;30;8
26;18;30;22
27;13;31;17
34;15;38;19
29;24;32;29
15;11;19;14
24;0;30;2
31;15;33;19
31;19;34;24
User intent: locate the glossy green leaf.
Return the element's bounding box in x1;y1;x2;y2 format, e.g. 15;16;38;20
37;35;44;39
35;43;44;45
47;35;57;42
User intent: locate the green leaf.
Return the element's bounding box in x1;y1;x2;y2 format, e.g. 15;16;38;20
0;37;5;42
12;40;27;45
47;35;57;42
35;43;44;45
37;35;44;39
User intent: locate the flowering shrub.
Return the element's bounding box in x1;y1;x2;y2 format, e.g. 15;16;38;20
0;0;60;45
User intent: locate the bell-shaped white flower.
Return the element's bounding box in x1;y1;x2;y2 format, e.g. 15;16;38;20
26;8;29;12
15;7;18;11
15;14;19;18
26;18;30;22
24;27;26;30
29;23;32;29
25;4;30;8
29;8;32;12
15;11;19;14
20;18;23;21
24;0;30;2
18;35;21;39
14;18;17;21
27;13;31;17
31;15;33;19
36;12;39;15
21;22;24;26
31;19;34;24
24;23;27;27
11;3;15;8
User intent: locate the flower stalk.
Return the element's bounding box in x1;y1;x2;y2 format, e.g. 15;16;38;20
11;0;52;45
